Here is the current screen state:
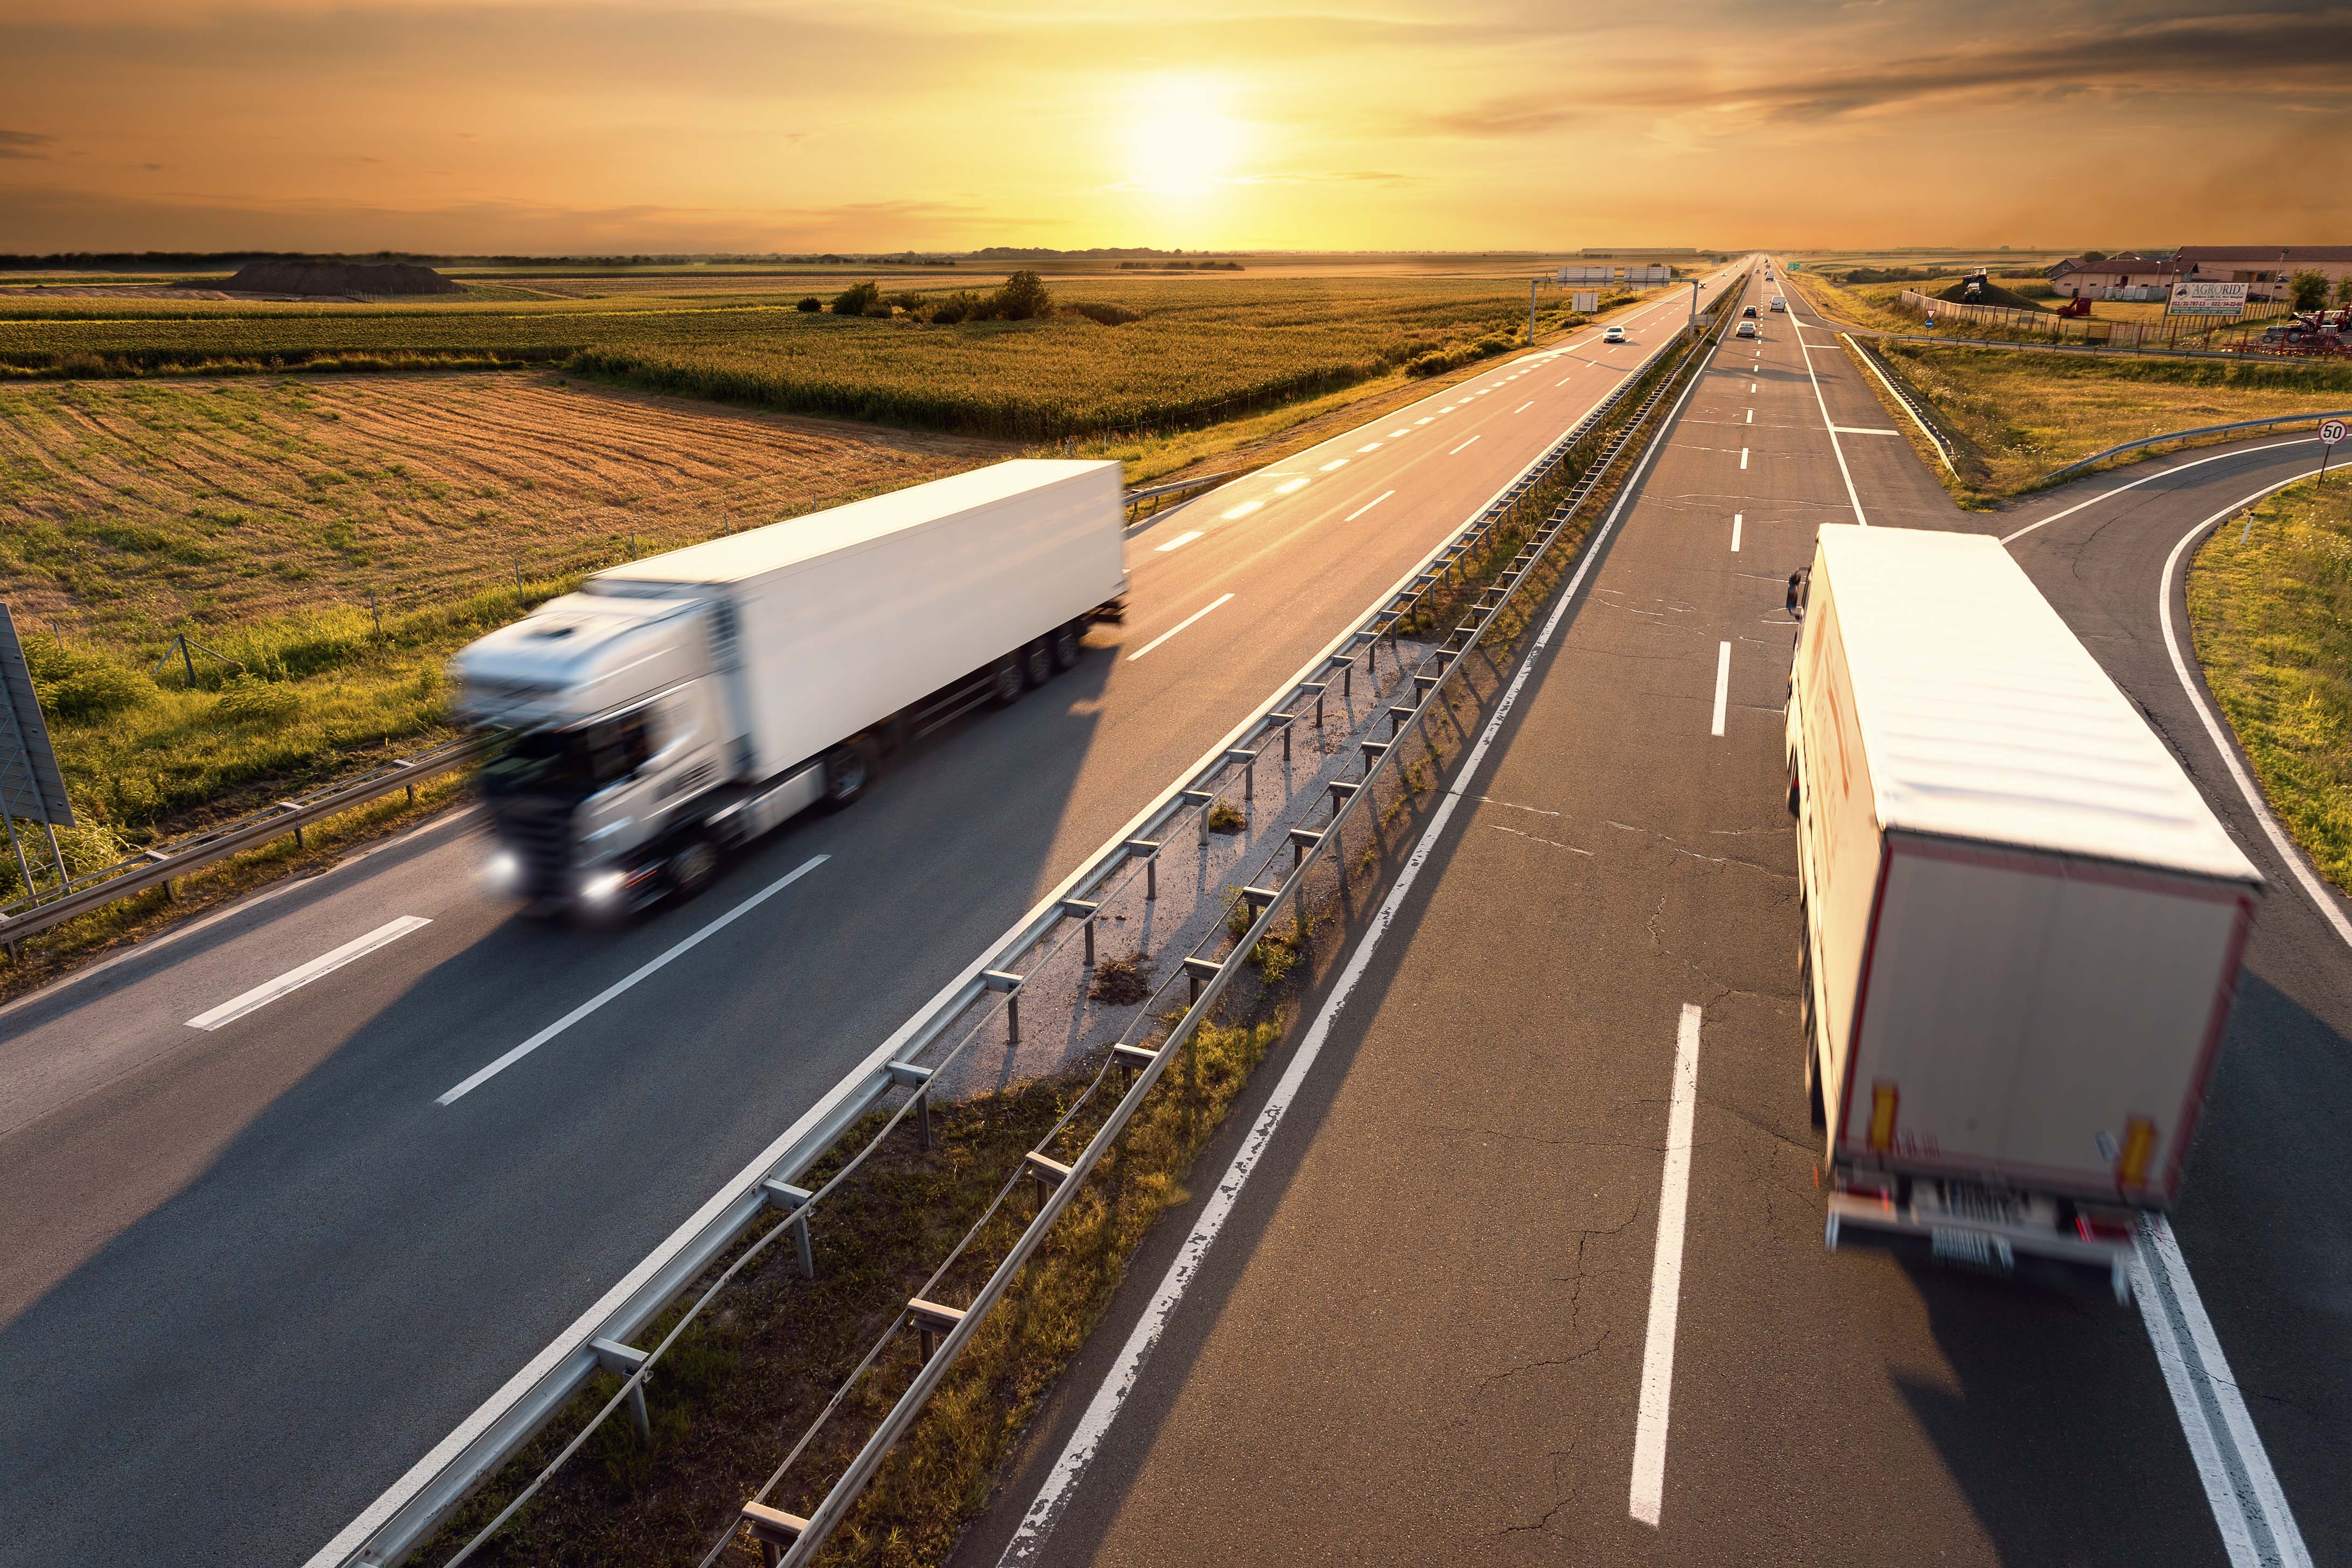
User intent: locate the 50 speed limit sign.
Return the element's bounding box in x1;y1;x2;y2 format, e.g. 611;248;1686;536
2322;418;2348;446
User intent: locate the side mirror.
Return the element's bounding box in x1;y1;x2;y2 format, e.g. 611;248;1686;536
1786;566;1810;621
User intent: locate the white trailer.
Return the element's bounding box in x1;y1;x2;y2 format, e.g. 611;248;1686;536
453;459;1126;915
1783;526;2260;1296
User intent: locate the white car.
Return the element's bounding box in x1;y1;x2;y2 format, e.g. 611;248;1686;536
1736;320;1759;338
1602;325;1627;344
1770;296;1787;312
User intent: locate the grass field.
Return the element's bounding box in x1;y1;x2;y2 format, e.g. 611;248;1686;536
0;274;1588;442
1866;344;2352;498
0;373;1002;891
2189;478;2352;896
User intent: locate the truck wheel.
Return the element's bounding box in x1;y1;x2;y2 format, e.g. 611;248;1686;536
988;655;1024;707
1800;931;1825;1126
1052;621;1084;671
1022;636;1054;688
822;735;877;809
669;836;719;902
1786;773;1800;816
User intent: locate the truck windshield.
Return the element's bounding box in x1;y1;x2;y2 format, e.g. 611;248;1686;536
480;711;653;800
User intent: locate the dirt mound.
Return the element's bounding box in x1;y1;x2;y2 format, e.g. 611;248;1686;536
213;261;461;297
1935;277;2046;312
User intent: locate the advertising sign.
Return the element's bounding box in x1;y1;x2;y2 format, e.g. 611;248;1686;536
1572;290;1598;313
2168;280;2250;317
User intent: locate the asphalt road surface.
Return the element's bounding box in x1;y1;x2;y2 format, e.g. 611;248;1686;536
0;268;1741;1567
953;267;2348;1567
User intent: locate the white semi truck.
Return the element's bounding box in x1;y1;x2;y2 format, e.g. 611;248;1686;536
1783;526;2262;1297
452;459;1127;916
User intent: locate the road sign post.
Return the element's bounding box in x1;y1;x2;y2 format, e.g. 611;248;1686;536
2322;418;2347;485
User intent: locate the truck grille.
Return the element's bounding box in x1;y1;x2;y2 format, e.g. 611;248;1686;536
494;801;576;888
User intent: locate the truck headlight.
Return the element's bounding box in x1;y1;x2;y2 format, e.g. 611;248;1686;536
581;869;626;904
481;850;522;892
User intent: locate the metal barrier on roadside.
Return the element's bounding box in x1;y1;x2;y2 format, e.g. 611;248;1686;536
2034;409;2352;489
1840;334;1956;473
1121;468;1250;527
313;288;1741;1568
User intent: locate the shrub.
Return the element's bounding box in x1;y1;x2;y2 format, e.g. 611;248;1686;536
830;280;883;316
1066;301;1142;326
23;634;154;720
795;296;822;313
990;270;1052;322
862;302;894;319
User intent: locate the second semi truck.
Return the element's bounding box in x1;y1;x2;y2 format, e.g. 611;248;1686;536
452;459;1127;917
1784;526;2262;1298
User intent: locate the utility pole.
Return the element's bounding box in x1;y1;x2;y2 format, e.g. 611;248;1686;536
1528;276;1539;345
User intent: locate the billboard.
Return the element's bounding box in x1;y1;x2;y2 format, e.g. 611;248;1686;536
1572;290;1599;313
2169;280;2250;317
0;604;76;828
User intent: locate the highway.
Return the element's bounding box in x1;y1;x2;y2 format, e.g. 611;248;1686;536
951;267;2349;1566
0;268;1740;1566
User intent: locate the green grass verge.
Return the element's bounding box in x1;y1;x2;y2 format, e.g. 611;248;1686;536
2188;478;2352;896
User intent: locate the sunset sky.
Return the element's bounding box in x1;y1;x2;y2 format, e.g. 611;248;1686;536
3;1;2347;255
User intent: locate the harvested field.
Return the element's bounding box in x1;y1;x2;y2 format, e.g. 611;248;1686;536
0;373;1005;865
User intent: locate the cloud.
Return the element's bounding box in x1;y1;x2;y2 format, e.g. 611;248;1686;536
1232;170;1414;188
0;129;55;159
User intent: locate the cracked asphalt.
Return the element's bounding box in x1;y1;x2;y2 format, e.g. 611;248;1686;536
950;270;2352;1566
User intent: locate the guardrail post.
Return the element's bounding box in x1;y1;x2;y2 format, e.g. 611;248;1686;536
982;971;1023;1046
1125;838;1159;900
1227;748;1257;804
887;1061;936;1148
1111;1042;1157;1086
589;1338;652;1443
1287;827;1322;869
1182;955;1221;1003
1181;788;1215;846
1061;898;1100;967
1023;1151;1073;1217
762;1179;818;1277
742;1503;809;1568
1299;681;1327;729
907;1297;967;1363
1268;713;1294;764
278;801;305;851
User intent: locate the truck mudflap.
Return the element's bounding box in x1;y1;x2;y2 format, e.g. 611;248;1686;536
1825;1175;2136;1304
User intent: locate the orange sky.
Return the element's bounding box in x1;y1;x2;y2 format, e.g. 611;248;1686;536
4;1;2349;254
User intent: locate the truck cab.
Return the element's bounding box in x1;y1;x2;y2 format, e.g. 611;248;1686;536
455;592;731;912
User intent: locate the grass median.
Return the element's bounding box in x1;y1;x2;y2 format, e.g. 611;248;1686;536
2188;477;2352;897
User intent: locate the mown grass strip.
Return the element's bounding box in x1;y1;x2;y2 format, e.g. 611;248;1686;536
2188;477;2352;896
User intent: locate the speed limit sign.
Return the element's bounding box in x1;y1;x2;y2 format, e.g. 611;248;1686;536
2322;418;2348;446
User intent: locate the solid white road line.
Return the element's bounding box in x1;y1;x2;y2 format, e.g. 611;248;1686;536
2157;472;2352;949
1125;592;1234;662
996;329;1725;1568
1221;499;1262;520
437;857;827;1104
1785;312;1867;527
1345;490;1395;523
1629;1002;1703;1528
1832;425;1901;436
1731;514;1742;552
1998;437;2312;546
185;916;432;1031
1450;435;1482;455
2133;1215;2314;1568
1152;530;1202;553
1710;642;1730;736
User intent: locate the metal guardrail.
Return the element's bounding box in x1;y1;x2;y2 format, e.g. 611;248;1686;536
1121;468;1249;527
2036;409;2352;489
1842;333;1955;473
0;734;487;948
311;283;1739;1568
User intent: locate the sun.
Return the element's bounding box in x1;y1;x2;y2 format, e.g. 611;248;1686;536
1126;76;1245;194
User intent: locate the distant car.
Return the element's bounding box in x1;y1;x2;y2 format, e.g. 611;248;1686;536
1742;305;1758;318
1771;296;1787;311
1602;325;1627;343
1736;320;1759;338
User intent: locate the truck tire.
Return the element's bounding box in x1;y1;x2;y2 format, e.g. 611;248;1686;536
822;734;878;809
669;835;719;903
988;654;1024;707
1800;934;1825;1126
1052;621;1084;671
1022;636;1054;688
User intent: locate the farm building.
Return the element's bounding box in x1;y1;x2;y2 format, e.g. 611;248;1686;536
2046;253;2177;300
2172;247;2352;303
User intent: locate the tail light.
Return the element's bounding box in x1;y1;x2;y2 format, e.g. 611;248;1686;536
2117;1116;2158;1190
1867;1081;1899;1155
2075;1208;2136;1244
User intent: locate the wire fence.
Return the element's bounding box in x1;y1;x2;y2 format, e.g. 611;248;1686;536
384;285;1739;1568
